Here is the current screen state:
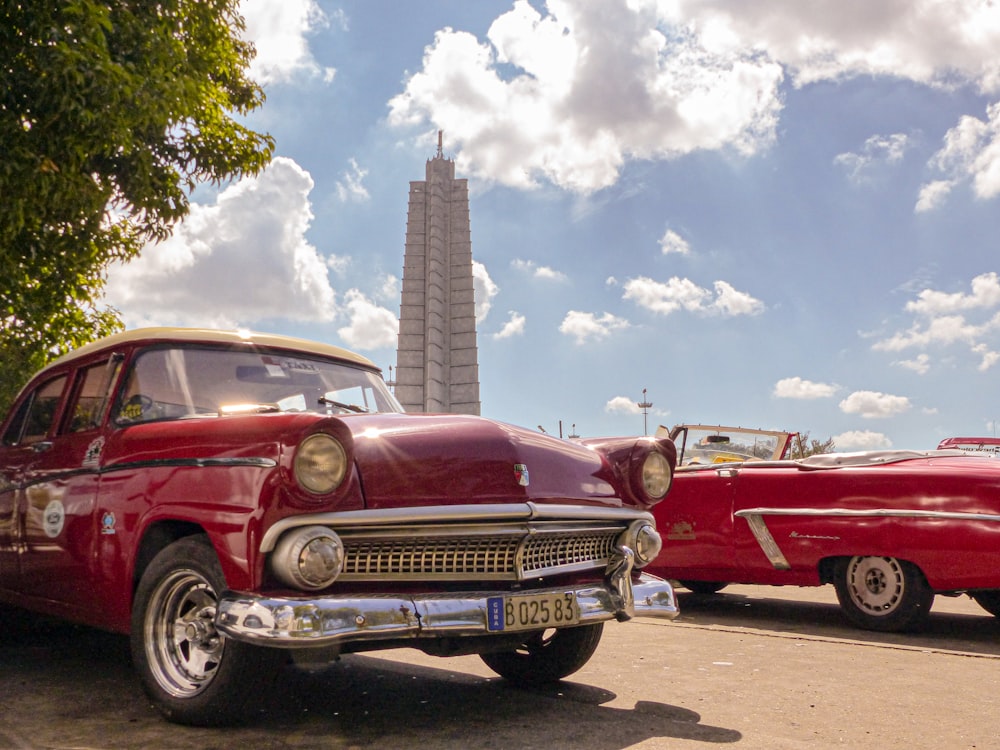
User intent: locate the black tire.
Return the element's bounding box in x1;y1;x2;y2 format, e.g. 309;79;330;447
833;556;933;632
679;581;728;595
971;590;1000;617
131;535;284;726
480;623;604;685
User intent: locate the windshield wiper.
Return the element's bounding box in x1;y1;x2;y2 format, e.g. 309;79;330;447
318;397;368;413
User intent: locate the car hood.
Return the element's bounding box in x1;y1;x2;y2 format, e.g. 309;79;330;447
342;413;624;509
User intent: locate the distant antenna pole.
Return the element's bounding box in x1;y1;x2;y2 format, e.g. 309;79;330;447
637;388;653;436
437;130;443;158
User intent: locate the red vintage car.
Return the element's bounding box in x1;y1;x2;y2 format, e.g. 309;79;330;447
645;424;1000;633
0;328;678;725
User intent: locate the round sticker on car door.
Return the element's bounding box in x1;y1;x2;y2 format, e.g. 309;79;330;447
44;500;65;538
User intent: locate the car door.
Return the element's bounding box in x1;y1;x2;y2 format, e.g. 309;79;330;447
652;463;739;580
16;358;121;617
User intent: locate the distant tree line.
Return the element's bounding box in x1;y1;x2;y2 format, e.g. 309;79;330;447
788;431;836;458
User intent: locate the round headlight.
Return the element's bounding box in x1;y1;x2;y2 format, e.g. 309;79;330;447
294;433;348;495
641;450;673;500
271;526;344;590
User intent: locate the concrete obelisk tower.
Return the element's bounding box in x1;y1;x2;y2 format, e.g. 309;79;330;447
394;132;481;415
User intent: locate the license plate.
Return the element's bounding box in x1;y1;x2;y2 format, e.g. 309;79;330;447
486;592;579;632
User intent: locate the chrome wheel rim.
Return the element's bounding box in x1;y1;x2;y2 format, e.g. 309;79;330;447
144;569;225;698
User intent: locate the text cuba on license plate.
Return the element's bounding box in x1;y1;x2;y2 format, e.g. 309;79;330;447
486;592;579;632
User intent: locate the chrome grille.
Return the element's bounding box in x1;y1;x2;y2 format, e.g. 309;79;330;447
338;527;622;582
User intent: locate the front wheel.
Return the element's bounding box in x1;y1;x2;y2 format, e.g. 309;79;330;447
480;623;604;685
833;556;933;632
131;535;284;726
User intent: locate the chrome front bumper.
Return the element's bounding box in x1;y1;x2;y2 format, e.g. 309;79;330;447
216;563;678;648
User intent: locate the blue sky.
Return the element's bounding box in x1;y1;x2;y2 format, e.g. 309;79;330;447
104;0;1000;450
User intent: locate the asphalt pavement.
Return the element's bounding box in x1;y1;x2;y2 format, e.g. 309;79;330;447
2;584;999;749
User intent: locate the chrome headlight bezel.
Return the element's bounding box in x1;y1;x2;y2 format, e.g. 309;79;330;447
622;519;663;568
636;446;673;502
294;433;348;495
271;526;345;590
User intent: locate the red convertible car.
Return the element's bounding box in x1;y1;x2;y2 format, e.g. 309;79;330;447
0;328;678;725
645;424;1000;633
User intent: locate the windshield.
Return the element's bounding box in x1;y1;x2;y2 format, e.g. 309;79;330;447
667;425;792;466
115;345;402;424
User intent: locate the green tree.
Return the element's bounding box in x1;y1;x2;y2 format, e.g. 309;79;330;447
788;430;836;459
0;0;274;410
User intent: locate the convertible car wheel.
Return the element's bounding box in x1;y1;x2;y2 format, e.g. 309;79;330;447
679;581;728;595
833;556;933;632
971;591;1000;617
480;623;604;684
131;536;284;726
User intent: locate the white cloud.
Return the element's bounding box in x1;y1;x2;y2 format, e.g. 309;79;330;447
832;430;892;451
773;377;837;399
377;274;399;303
511;259;568;282
659;229;691;255
623;276;764;316
494;311;526;340
839;390;912;419
336;289;397;350
834;133;910;182
669;1;1000;92
240;0;335;84
973;343;1000;372
873;273;1000;371
335;158;370;202
915;179;957;212
388;0;784;193
605;396;642;415
559;311;630;345
895;353;931;375
712;280;766;316
387;1;1000;195
472;261;498;323
326;254;351;277
105;157;336;329
919;103;1000;210
905;272;1000;315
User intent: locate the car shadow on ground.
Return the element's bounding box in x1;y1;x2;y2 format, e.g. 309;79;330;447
0;607;740;749
674;587;1000;657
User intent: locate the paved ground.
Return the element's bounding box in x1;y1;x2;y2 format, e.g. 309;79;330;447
3;584;1000;749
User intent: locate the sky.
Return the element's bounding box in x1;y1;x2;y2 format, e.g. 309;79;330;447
103;0;1000;451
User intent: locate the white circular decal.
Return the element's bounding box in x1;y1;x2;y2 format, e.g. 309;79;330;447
43;500;65;538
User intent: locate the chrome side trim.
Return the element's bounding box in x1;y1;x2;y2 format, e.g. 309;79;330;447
260;503;652;553
735;506;1000;571
103;456;277;472
740;514;791;570
216;571;678;648
736;507;1000;523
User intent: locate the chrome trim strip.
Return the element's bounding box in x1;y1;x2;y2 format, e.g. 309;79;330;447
7;456;277;492
260;503;651;553
104;456;277;472
735;507;1000;523
216;572;678;647
735;506;1000;572
741;514;791;570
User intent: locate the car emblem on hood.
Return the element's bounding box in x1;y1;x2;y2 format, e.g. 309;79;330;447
514;463;529;487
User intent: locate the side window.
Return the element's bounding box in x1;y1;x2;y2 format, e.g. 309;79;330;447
67;360;121;433
18;376;68;445
2;397;32;447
